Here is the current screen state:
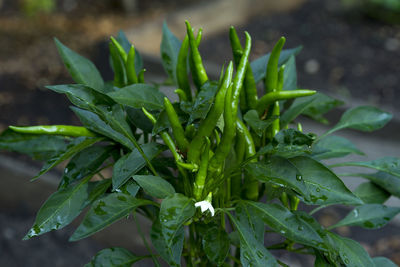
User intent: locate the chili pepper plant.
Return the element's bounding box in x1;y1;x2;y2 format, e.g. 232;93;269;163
1;21;399;266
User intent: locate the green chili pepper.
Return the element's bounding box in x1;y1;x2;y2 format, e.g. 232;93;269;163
187;62;233;164
176;35;192;101
256;89;316;115
138;69;146;83
231;123;246;197
110;36;128;62
186;21;208;88
164;97;189;151
236;119;258;200
126;45;138;84
265;37;286;94
9;125;96;137
270;65;285;137
174;89;188;102
194;137;210;200
176;161;198;172
184;124;196;140
229;27;258;110
109;41;126;88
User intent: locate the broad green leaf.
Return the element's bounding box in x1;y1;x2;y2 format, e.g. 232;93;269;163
227;213;278;267
151;218;184;267
329;204;400;229
280;95;316;128
251;46;302;83
312;135;364;160
201;225;230;266
72;107;133;150
372;257;398;267
0;129;67;161
112;143;162;190
33;137;102;180
161;22;181;83
107;83;166;111
85;247;146;267
347;172;400;198
159;194;195;249
302;93;344;124
323;106;392;137
246;156;362;205
257;129;315;158
327;232;374;267
70;193;152;241
115;30;143;73
54;38;104;92
24;177;110;239
59;145;113;188
354;182;390;204
121;180;140;197
243;110;278;137
126;107;153;133
245;201;323;248
334;157;400;178
282;55;297;91
235;202;264;243
186;81;218;124
132;175;175;199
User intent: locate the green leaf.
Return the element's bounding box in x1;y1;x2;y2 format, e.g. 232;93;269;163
34;137;102;180
72;107;134;150
348;172;400;198
161;22;181;83
334;157;400;178
85;247;146;267
115;30;143;73
280;95;316;128
282;55;297;91
186;81;218;124
327;232;374;267
107;83;166;111
112;143;162;190
314;250;332;267
354;182;390;204
24;177;110;239
246;156;362;205
126;107;153;133
372;257;398;267
54;38;104;93
59;145;113;188
243;110;278;137
235;202;264;243
70;193;152;241
151;218;184;267
312;135;364;160
201;225;230;266
329;204;400;229
251;46;302;84
152;109;170;135
324;106;392;136
227;213;278;267
159;194;195;249
132;175;175;199
301;93;344;124
0;129;67;161
245;201;323;248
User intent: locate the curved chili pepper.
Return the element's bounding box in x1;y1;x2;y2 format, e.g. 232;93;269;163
193;137;210;200
9;125;96;137
186;21;208;88
138;69;146;83
187;62;233;164
184;124;196;140
256;89;316;115
265;37;286;94
229;27;258;110
110;36;128;62
176;35;192;101
164;97;189;151
174;89;188;102
126;45;138;84
109;41;126;88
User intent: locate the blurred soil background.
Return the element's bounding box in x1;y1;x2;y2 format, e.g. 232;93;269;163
0;0;399;266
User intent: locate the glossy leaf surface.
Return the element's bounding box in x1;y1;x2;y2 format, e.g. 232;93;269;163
301;93;344;124
243;110;277;137
312;135;364;160
201;225;230;266
348;171;400;198
161;22;181;83
132;175;175;199
372;257;398;267
70;193;152;241
354;182;390;204
85;247;145;267
330;204;400;229
334;157;400;178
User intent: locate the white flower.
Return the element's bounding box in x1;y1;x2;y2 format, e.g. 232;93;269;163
194;200;215;217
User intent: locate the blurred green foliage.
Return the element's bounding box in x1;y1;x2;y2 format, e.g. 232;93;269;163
20;0;55;17
342;0;400;24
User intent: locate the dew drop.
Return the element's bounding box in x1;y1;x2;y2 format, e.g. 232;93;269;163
298;226;304;231
296;174;303;181
353;209;359;217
